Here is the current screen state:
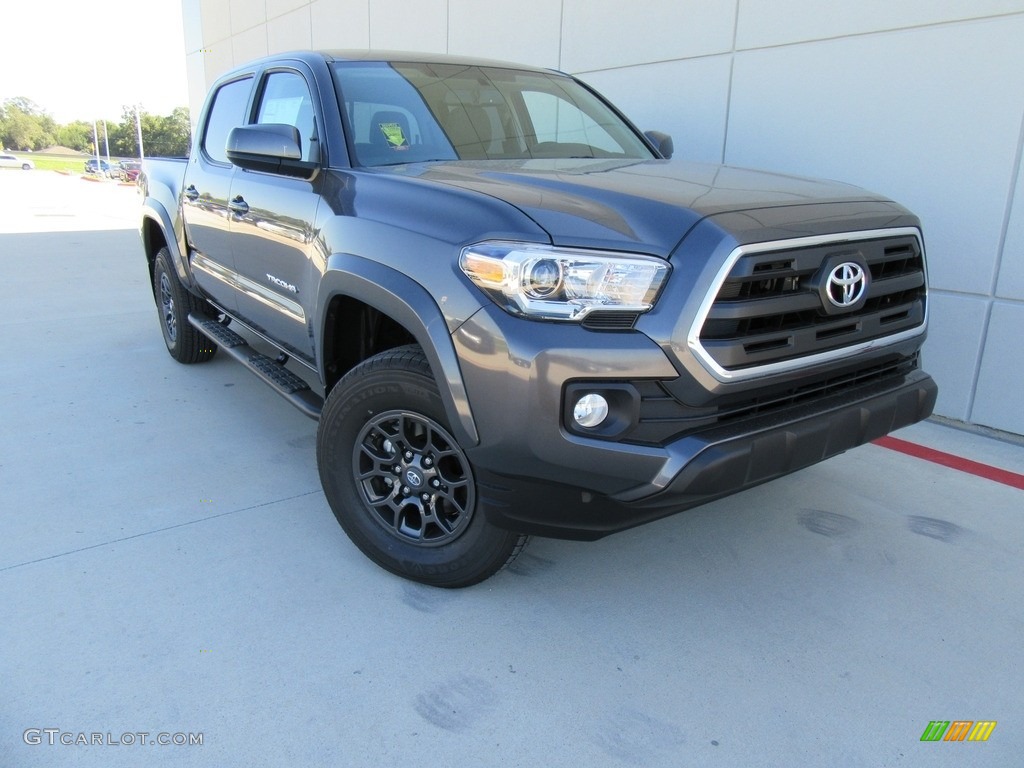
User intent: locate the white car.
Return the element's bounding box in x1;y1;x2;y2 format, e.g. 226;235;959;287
0;153;34;170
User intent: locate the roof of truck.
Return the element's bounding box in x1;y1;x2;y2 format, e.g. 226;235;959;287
221;49;561;77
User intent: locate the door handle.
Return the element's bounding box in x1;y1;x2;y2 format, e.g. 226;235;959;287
184;185;199;201
228;196;249;216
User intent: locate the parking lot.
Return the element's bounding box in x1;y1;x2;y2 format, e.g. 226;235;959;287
1;171;1021;767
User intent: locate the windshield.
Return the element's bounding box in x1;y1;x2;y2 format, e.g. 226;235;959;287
331;61;654;167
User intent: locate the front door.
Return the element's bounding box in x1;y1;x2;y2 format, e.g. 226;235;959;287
228;68;322;363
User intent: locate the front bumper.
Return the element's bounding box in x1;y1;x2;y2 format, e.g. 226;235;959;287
472;364;936;540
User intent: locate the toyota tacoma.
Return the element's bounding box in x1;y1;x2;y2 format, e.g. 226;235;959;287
139;51;937;587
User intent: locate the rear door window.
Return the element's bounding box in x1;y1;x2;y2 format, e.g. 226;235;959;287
202;77;252;164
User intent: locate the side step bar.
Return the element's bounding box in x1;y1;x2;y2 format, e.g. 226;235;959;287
188;314;323;420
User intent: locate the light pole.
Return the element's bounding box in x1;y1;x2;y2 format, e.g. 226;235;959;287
103;120;111;166
135;105;145;161
92;120;101;175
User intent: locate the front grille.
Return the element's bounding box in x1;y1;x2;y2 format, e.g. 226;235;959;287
697;231;926;371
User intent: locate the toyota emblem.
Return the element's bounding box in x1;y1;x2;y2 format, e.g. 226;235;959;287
826;262;867;308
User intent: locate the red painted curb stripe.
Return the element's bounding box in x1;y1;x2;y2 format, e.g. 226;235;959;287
873;436;1024;491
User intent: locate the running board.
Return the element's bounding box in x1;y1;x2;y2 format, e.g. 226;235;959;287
188;314;322;420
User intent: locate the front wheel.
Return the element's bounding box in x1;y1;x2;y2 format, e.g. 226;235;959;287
317;346;527;587
21;163;31;171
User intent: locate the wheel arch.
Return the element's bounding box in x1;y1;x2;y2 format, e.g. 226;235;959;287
317;254;479;446
140;197;192;291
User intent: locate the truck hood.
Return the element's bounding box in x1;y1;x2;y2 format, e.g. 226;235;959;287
382;158;890;256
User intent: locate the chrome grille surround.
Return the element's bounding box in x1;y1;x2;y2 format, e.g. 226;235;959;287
687;227;928;382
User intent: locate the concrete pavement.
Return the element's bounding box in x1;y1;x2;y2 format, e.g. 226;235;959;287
1;171;1021;767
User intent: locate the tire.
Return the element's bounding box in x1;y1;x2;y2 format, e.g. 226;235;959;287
317;345;528;587
152;248;218;363
21;163;31;171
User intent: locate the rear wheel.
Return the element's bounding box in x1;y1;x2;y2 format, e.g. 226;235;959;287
152;248;217;363
317;345;528;587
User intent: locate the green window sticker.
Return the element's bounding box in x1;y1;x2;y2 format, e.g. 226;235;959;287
379;122;408;149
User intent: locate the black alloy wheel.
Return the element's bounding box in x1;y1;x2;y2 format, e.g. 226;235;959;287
354;410;475;546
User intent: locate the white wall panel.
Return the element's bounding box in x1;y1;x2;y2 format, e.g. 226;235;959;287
449;0;561;68
971;302;1024;432
310;0;372;49
267;6;313;54
579;57;731;164
368;0;448;52
181;0;204;54
996;146;1024;300
561;0;736;72
725;18;1024;297
202;39;235;89
230;0;266;33
232;24;269;64
924;293;990;422
199;0;232;44
267;0;313;20
736;0;1024;49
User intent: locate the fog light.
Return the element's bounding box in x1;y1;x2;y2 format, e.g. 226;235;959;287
573;393;609;428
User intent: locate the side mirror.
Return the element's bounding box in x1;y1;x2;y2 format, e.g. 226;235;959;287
644;130;674;160
226;124;318;179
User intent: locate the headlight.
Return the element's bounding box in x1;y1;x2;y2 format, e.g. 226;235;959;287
459;241;669;321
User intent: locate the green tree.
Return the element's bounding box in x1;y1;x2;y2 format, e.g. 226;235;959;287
163;106;192;156
56;121;94;152
0;99;190;156
114;106;191;158
0;97;56;150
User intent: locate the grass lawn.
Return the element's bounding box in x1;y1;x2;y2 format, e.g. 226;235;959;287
4;153;124;174
29;153;89;172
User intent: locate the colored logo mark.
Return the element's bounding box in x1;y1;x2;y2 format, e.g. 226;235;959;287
378;122;408;149
920;720;996;742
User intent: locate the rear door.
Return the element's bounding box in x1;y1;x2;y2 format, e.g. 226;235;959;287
228;66;322;362
181;74;253;312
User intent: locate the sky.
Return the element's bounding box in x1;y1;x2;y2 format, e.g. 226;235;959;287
0;0;189;124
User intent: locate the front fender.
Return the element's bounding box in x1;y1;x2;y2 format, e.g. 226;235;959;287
316;253;479;446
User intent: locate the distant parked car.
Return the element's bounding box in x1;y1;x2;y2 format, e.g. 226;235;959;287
0;154;34;170
120;160;142;182
85;158;118;177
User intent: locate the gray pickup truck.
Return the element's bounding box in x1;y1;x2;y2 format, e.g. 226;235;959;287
139;50;937;587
